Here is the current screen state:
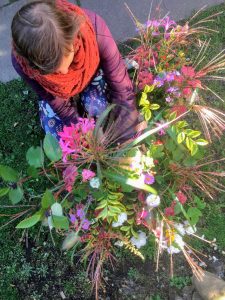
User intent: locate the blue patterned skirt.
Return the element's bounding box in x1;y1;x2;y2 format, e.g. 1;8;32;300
39;69;109;140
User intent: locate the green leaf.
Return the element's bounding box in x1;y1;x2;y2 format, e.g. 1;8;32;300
42;189;55;209
0;165;19;182
174;203;181;215
120;184;134;193
108;205;122;214
96;207;108;219
150;103;160;110
187;207;202;226
139;92;149;106
191;143;198;156
43;133;62;162
186;137;196;154
144;84;154;93
51;202;63;216
173;148;184;162
52;215;69;230
26;146;44;168
104;171;157;194
27;166;39;178
16;213;41;229
94;104;116;137
176;121;188;129
195;139;209;146
168;111;177;121
144;109;152;121
9;187;23;204
177;132;185;144
194;196;206;210
120;226;130;231
95;200;108;210
186;130;201;138
0;188;10;197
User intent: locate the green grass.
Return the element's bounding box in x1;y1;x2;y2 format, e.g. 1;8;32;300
0;3;225;299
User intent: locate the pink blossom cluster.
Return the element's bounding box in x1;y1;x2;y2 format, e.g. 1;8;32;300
58;118;95;162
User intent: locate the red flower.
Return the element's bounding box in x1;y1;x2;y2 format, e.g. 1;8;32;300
171;105;187;117
176;191;187;205
181;66;196;78
164;207;175;217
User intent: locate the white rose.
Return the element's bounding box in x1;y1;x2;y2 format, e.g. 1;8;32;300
112;212;127;227
89;177;100;189
167;245;181;254
146;194;160;207
114;240;124;247
130;231;147;249
174;223;186;236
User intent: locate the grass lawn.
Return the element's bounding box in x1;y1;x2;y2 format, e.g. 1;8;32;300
0;3;225;299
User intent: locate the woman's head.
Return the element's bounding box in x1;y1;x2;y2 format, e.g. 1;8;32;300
11;0;84;74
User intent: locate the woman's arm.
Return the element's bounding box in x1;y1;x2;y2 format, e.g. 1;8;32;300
88;11;140;138
11;53;79;125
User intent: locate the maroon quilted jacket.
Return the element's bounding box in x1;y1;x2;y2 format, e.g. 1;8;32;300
12;8;139;136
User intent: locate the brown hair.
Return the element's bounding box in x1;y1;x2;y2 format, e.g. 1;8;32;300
11;0;84;74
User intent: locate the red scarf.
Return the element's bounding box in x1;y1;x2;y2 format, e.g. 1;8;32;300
14;0;100;99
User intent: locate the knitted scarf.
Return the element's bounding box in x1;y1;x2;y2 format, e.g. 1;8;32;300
14;0;100;99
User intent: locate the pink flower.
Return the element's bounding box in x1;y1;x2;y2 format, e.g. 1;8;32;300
138;191;146;203
63;165;78;192
82;169;96;182
164;207;175;217
181;66;196;78
183;87;192;96
176;191;187;205
171;105;187;117
78;118;95;134
144;173;155;185
58;118;95;162
136;209;148;225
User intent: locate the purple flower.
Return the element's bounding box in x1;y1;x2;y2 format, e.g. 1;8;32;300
153;75;165;87
76;208;85;219
161;16;176;32
144;173;155;185
167;86;179;94
82;219;90;230
165;72;175;82
165;96;173;103
70;214;77;224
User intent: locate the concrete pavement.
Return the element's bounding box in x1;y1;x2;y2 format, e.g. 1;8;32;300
0;0;224;82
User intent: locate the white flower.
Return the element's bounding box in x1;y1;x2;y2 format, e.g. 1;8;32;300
174;234;185;249
124;58;139;70
48;216;54;231
167;245;181;254
130;231;147;249
112;212;127;227
89;177;100;189
144;157;155;168
114;240;124;247
146;194;160;208
174;223;186;236
184;221;196;235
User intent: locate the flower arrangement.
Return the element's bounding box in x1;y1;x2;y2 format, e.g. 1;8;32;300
1;6;225;299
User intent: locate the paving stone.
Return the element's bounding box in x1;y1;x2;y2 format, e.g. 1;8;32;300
0;0;224;82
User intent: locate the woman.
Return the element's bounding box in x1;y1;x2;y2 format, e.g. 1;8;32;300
11;0;139;141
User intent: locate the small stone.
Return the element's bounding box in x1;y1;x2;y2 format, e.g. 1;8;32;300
192;291;202;300
59;291;66;299
175;296;183;300
183;285;194;300
208;260;224;278
193;271;225;300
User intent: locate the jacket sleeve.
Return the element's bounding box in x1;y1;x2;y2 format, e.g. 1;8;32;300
11;53;79;125
94;13;139;138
